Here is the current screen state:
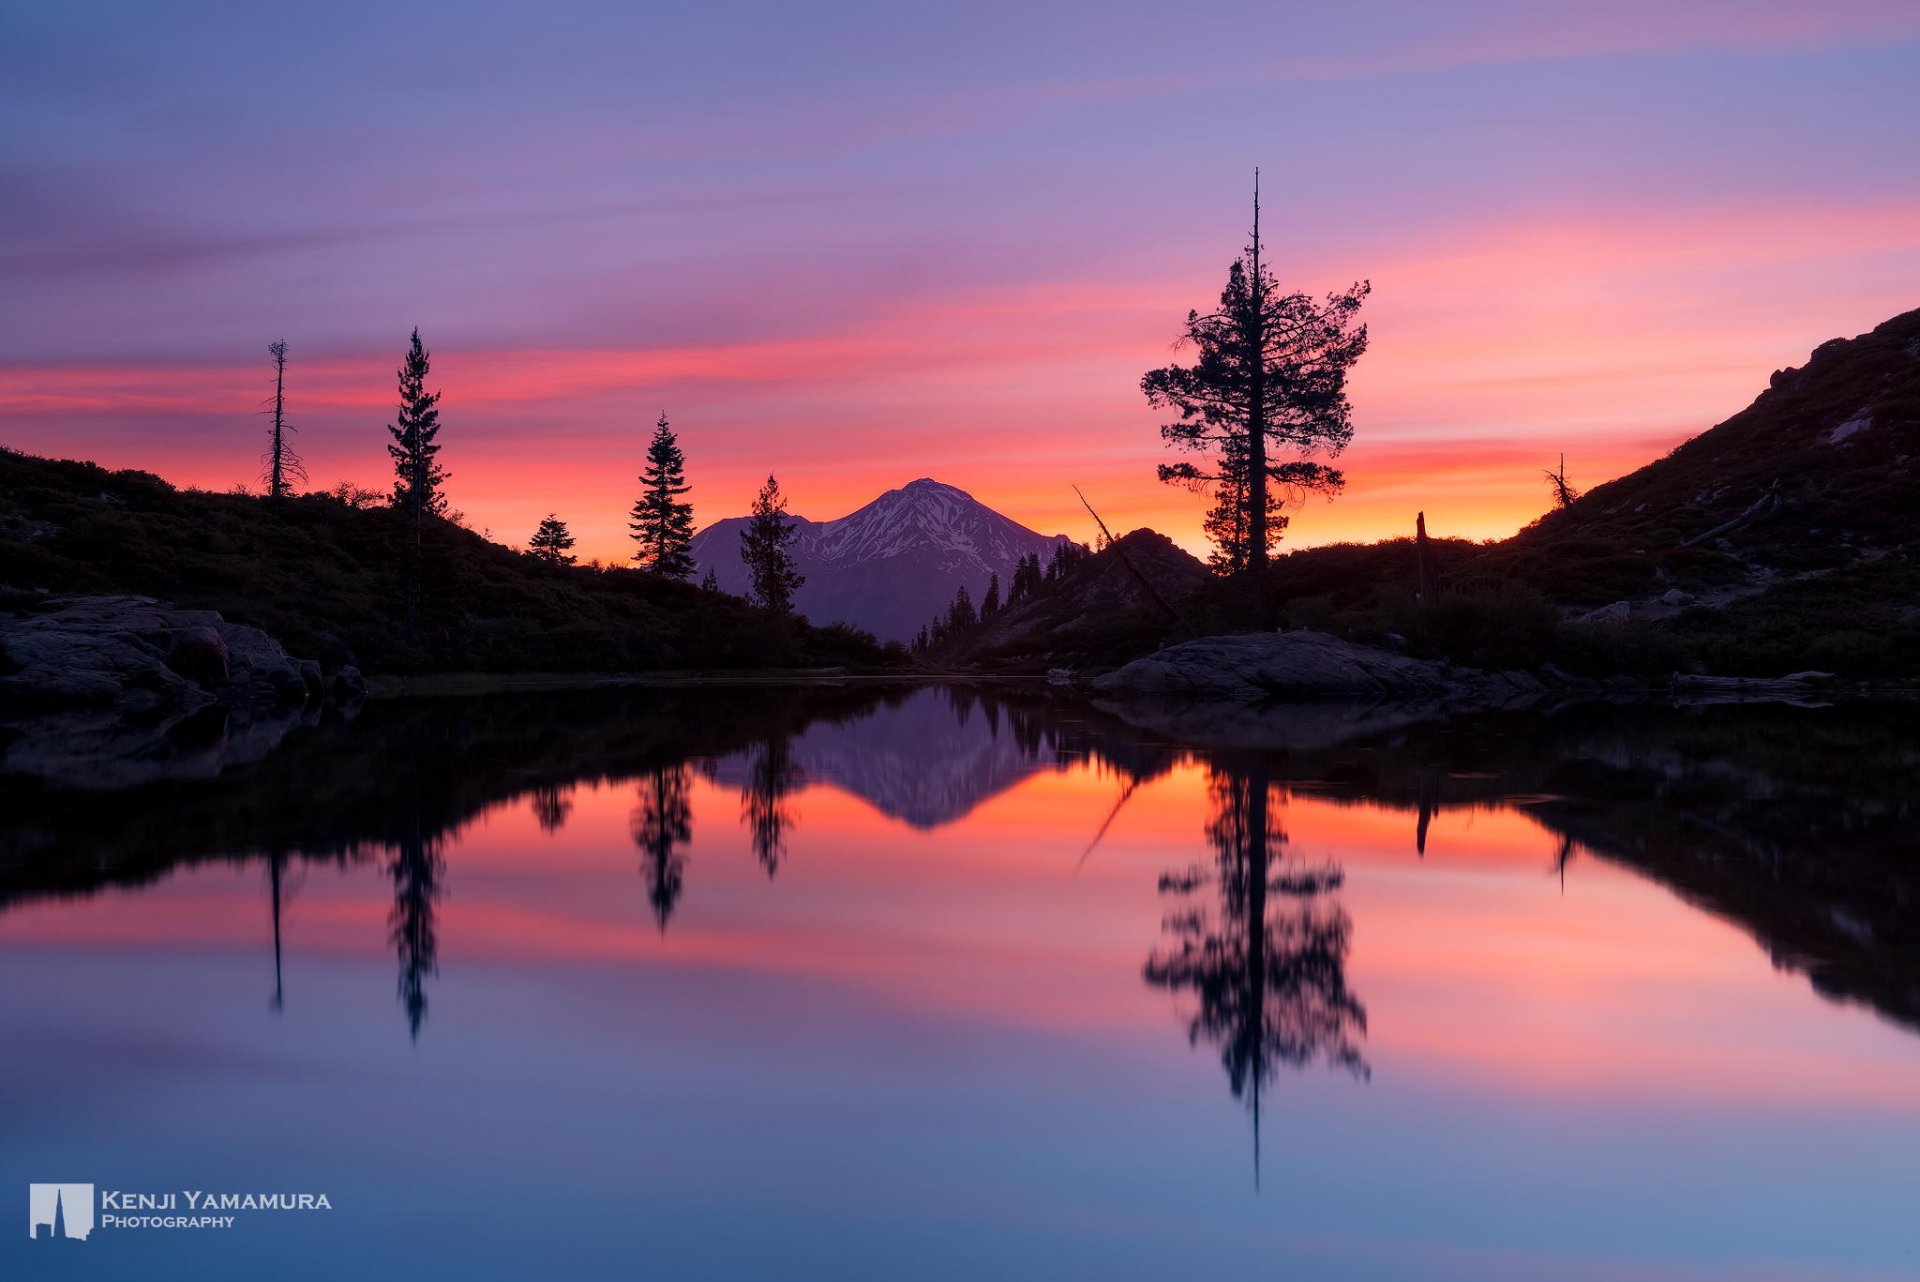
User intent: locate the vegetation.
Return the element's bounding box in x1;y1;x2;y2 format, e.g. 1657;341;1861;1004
629;413;696;579
913;540;1090;655
739;474;804;613
1144;175;1369;573
385;328;448;518
527;514;577;566
0;448;893;675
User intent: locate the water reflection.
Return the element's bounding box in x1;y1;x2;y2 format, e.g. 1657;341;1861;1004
2;686;1916;1065
530;782;573;835
1144;759;1368;1179
738;735;801;878
390;825;444;1040
632;766;694;932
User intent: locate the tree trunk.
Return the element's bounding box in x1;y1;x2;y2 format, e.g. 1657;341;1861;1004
1415;511;1440;604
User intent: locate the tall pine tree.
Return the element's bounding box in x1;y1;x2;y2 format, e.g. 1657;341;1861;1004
739;474;804;613
629;412;695;579
1143;173;1368;573
387;328;448;517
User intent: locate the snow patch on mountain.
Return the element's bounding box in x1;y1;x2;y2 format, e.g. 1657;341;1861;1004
690;478;1069;641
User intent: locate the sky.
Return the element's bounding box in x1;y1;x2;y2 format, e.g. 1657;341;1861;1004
2;0;1917;561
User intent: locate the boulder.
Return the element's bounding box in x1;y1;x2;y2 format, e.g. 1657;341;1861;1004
1092;630;1460;701
331;665;367;703
0;596;328;788
1576;600;1634;625
164;626;230;688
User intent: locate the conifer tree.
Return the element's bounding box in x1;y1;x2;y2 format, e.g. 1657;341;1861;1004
1143;173;1368;573
947;584;976;632
528;514;577;565
629;412;696;578
700;566;720;593
387;328;448;517
981;572;1002;620
739;474;804;613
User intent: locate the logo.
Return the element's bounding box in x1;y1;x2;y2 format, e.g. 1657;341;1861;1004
29;1184;93;1243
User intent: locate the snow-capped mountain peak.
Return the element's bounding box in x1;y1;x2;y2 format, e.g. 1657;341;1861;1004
689;479;1069;641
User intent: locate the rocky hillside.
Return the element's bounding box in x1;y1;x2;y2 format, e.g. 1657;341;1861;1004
941;308;1920;680
0;449;891;675
691;478;1068;641
940;529;1211;669
1499;306;1920;603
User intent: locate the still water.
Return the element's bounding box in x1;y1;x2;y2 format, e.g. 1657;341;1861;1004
2;685;1916;1280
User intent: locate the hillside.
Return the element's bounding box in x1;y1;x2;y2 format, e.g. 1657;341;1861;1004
0;449;892;675
691;478;1068;641
944;529;1211;668
1498;305;1920;602
944;308;1920;679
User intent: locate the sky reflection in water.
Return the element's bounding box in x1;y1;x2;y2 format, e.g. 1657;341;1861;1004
2;687;1916;1281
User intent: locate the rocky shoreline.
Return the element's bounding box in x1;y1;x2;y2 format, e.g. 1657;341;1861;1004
4;599;1892;789
0;595;362;788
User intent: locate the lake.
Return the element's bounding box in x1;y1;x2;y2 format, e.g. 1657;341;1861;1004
2;685;1916;1281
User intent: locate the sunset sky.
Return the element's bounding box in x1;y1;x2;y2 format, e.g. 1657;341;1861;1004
3;1;1918;561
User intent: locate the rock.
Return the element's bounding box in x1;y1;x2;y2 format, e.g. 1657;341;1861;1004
331;665;367;703
1659;588;1691;607
0;595;323;788
164;626;230;688
297;658;325;701
1576;600;1633;625
1092;630;1460;701
216;620;308;706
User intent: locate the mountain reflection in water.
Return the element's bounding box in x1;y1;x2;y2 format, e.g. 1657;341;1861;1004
2;684;1917;1280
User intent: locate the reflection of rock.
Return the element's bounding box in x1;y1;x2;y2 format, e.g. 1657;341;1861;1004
710;687;1056;828
1093;630;1546;704
1094;696;1471;753
0;595;329;788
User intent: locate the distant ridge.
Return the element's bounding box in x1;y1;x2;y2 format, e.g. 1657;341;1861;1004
690;478;1070;641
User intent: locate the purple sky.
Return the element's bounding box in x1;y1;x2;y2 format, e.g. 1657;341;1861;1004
3;1;1917;557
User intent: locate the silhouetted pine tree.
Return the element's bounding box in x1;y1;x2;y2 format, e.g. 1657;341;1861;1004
630;413;695;578
740;474;804;613
1143;173;1368;573
947;584;976;631
981;572;1002;620
387;328;448;517
699;566;720;593
528;514;577;565
386;328;447;632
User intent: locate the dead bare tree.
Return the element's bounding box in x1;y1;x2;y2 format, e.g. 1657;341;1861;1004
1415;511;1441;604
1543;453;1580;511
261;340;305;499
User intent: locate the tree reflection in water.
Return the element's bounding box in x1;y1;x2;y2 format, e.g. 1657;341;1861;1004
631;765;693;931
389;825;444;1041
741;736;801;879
530;782;574;835
1144;759;1368;1181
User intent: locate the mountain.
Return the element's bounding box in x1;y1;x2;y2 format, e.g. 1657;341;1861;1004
707;686;1058;828
690;478;1070;642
